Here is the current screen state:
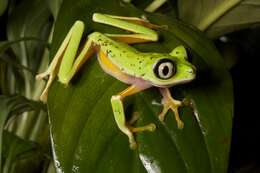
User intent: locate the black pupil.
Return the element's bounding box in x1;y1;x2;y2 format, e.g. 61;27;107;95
162;66;169;76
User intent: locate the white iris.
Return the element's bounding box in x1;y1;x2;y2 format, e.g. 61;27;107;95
158;62;173;79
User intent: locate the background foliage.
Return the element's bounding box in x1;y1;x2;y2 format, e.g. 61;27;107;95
0;0;259;173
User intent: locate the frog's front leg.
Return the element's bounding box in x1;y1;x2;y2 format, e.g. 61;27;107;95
111;85;156;149
159;88;184;129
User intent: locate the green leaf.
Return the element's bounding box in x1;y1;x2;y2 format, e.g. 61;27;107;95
205;0;260;38
48;0;233;172
46;0;63;19
0;0;8;16
0;38;47;55
1;131;36;172
178;0;260;38
5;0;52;99
1;130;48;173
0;38;47;75
1;131;35;160
7;0;52;72
0;95;43;171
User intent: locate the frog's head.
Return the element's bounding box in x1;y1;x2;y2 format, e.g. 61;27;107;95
147;45;196;87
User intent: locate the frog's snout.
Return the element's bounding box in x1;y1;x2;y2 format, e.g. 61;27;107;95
187;69;193;74
187;65;196;74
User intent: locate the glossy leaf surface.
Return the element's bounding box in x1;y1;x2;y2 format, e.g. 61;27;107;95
0;0;8;16
7;0;51;73
178;0;260;38
1;131;42;173
0;95;42;171
47;0;233;172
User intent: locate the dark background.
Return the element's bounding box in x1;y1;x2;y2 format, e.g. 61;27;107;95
225;27;260;172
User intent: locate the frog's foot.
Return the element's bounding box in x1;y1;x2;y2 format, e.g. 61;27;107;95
127;122;156;149
159;88;184;129
129;123;156;133
36;72;56;103
113;104;156;150
35;71;49;80
125;112;155;148
129;111;156;130
35;69;56;102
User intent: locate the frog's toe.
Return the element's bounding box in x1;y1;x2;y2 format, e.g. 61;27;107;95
129;123;157;133
176;119;184;129
127;123;156;149
35;71;49;80
148;123;156;131
158;96;186;129
129;141;138;150
40;92;48;103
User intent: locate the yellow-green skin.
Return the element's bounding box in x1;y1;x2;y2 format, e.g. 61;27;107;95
89;32;195;87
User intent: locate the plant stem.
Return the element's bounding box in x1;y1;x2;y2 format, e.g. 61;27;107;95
198;0;242;31
145;0;167;12
29;110;47;141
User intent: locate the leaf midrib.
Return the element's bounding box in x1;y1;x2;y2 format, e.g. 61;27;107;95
140;94;190;173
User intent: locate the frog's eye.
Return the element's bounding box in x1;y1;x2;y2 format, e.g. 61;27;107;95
153;59;176;80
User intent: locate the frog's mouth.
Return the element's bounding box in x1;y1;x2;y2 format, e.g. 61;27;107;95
152;74;196;88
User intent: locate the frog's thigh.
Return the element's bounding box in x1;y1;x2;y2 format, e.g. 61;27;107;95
93;13;158;44
105;33;156;44
36;21;85;102
101;14;161;29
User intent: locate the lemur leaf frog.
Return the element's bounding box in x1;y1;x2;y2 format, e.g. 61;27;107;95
36;13;196;149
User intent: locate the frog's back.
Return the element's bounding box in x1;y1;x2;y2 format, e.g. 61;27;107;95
89;32;150;78
89;32;137;55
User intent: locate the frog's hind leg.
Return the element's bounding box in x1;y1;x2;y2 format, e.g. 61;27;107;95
36;21;95;102
101;14;161;29
36;21;82;102
159;88;184;129
92;13;159;44
111;85;156;149
128;112;155;133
